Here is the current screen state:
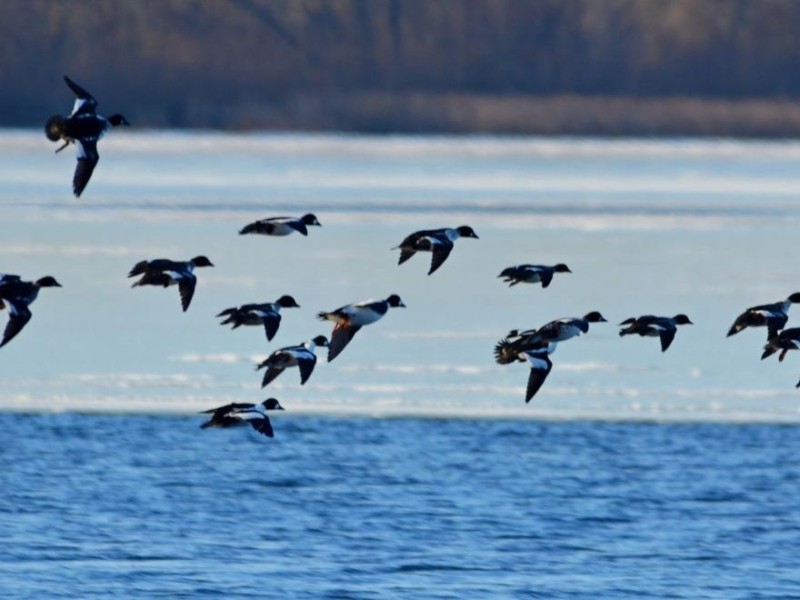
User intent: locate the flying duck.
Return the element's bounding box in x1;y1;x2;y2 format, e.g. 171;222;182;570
762;328;800;361
727;293;800;340
199;398;284;438
495;311;607;365
256;335;329;387
45;76;130;197
619;314;693;352
394;226;479;275
498;264;572;288
317;294;406;362
217;295;300;341
128;256;214;312
0;275;62;348
494;337;558;403
239;214;321;237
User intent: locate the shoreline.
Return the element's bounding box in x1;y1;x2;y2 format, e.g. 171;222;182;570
123;93;800;138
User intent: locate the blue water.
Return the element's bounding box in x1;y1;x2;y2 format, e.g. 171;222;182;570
1;414;798;599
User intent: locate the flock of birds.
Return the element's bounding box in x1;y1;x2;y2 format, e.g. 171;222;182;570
3;76;799;439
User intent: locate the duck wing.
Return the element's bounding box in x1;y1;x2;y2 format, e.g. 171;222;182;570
395;231;429;264
766;314;789;340
73;139;99;198
524;352;553;403
428;241;454;275
64;76;98;116
297;354;318;384
287;220;308;236
540;270;554;288
397;247;417;265
178;274;197;312
199;402;253;416
263;312;282;341
249;417;275;438
261;364;285;388
659;327;677;352
328;323;361;362
0;302;32;348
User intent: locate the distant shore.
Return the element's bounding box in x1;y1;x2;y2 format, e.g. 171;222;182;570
144;93;800;138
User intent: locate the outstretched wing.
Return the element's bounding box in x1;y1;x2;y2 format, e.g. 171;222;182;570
64;76;98;116
178;274;197;312
263;313;281;341
397;247;417;265
0;303;32;348
428;242;454;275
249;417;275;438
766;314;789;340
73;139;99;197
524;352;553;403
659;328;677;352
297;354;318;384
261;365;284;388
327;324;361;362
540;271;554;288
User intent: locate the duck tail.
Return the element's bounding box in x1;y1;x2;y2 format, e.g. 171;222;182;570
494;338;520;365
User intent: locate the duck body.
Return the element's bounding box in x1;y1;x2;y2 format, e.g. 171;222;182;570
618;314;693;352
498;263;572;288
129;256;214;311
762;327;800;361
495;312;606;365
256;335;328;387
394;225;478;275
727;293;800;339
239;214;321;236
318;294;406;361
0;275;62;347
45;76;130;197
217;295;300;341
200;398;284;438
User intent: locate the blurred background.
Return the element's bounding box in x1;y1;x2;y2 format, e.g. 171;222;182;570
4;0;800;136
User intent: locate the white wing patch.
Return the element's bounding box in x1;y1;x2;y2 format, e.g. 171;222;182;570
525;355;550;370
71;98;89;116
75;139;87;160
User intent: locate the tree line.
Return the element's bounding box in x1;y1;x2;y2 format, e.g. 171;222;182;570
4;0;800;135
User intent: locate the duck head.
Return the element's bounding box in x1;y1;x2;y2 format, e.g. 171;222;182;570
108;114;131;127
583;311;607;323
190;256;214;268
301;213;321;227
44;114;66;142
311;335;329;347
261;398;285;411
386;294;406;308
554;263;572;273
674;314;693;325
276;295;300;308
35;276;62;288
456;225;479;239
